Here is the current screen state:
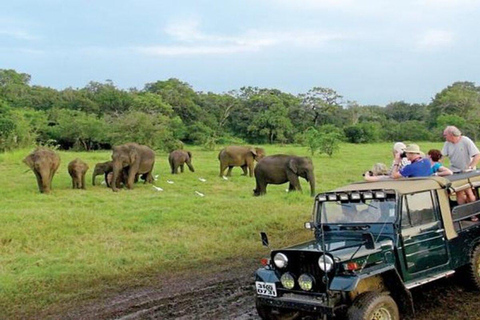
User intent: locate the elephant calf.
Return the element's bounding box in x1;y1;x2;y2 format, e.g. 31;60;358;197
169;150;194;174
92;160;113;186
23;147;61;194
253;155;316;197
68;158;89;189
218;146;265;177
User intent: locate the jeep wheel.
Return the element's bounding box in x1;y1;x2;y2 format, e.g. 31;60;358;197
464;244;480;290
347;291;399;320
255;298;300;320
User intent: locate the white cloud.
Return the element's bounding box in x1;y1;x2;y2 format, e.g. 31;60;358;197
137;20;343;56
416;29;454;50
0;29;39;41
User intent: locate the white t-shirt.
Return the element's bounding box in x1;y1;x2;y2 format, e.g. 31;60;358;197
442;136;480;172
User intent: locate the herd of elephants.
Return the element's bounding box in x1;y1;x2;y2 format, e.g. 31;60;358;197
22;143;316;196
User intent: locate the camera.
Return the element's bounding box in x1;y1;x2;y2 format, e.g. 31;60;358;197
400;151;407;158
362;170;374;177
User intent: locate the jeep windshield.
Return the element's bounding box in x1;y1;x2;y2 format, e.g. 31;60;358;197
316;191;397;224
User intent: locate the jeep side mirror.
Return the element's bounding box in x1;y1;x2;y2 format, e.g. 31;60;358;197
304;222;314;230
260;232;269;247
362;232;376;250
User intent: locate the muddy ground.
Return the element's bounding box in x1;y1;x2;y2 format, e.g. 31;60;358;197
49;260;480;320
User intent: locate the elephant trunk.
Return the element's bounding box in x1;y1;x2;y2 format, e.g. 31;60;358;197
40;170;51;193
308;172;316;197
111;162;122;192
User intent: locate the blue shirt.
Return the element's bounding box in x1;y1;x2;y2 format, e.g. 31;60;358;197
430;162;442;175
399;158;432;177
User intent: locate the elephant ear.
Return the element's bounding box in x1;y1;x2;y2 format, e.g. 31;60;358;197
23;154;35;170
288;158;299;174
249;148;257;157
128;147;138;163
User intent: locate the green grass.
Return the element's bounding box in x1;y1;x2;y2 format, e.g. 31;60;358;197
0;142;445;317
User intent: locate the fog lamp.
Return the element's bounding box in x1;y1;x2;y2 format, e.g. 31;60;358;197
318;254;334;272
273;253;288;269
280;272;295;289
298;274;314;291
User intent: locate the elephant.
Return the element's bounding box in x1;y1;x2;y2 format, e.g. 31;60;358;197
253;155;316;197
92;160;114;186
110;143;155;192
169;150;194;174
218;146;265;177
68;158;89;189
23;147;61;194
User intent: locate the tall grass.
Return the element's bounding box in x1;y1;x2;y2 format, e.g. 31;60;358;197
0;142;444;317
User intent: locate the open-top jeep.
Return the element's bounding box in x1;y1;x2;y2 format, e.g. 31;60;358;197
255;172;480;319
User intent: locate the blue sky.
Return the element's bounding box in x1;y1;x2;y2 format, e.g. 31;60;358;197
2;0;480;105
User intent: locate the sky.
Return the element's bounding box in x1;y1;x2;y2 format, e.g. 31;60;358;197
1;0;480;106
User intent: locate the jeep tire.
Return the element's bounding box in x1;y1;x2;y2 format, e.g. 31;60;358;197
347;291;399;320
464;244;480;291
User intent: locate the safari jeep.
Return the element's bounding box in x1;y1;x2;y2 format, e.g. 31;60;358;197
255;172;480;319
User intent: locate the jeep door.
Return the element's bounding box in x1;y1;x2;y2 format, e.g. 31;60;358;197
398;190;449;283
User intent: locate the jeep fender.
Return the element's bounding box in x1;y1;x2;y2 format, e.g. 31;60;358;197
255;268;280;283
330;266;414;317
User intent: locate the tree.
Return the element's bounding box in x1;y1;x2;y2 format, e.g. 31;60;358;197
299;87;343;126
82;80;133;115
317;124;344;157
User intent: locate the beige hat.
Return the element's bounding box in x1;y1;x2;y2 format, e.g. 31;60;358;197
404;144;422;154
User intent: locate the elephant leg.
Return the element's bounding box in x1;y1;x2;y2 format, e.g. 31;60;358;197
248;162;254;177
227;166;234;177
219;163;228;177
288;183;296;192
126;170;136;189
81;174;86;189
33;170;43;193
241;165;248;176
253;178;266;196
104;173;110;187
180;164;184;173
286;171;302;192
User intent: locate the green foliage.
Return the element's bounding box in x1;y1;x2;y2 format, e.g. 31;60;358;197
107;111;174;150
382;120;433;142
317;124;344;157
344;122;381;143
303;127;322;155
46;109;108;150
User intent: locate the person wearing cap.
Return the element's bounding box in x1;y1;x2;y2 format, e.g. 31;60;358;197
442;126;480;173
391;144;431;179
389;142;410;174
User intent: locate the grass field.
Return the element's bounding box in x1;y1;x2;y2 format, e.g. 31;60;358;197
0;142;445;318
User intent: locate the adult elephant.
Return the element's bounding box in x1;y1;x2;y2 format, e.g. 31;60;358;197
23;147;61;194
253;155;315;197
169;150;194;174
68;158;89;189
110;143;155;192
218;146;265;177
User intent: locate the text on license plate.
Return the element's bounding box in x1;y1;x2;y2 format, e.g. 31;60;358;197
256;281;277;297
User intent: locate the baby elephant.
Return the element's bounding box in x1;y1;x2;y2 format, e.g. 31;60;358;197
23;147;61;193
68;158;89;189
169;150;194;174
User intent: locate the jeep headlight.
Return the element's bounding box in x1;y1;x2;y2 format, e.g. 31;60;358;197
298;274;314;291
318;254;334;272
273;253;288;269
280;272;295;289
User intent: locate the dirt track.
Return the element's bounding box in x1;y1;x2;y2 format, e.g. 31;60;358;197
52;261;480;320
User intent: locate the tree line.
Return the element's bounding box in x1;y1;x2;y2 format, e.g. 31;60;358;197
1;68;479;153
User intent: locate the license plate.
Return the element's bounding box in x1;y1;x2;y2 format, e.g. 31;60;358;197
256;281;277;297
